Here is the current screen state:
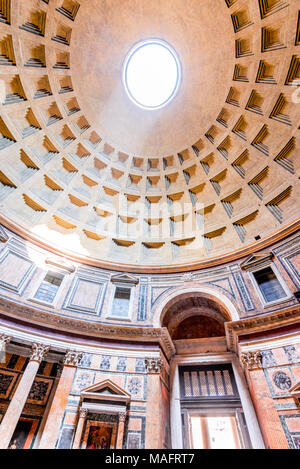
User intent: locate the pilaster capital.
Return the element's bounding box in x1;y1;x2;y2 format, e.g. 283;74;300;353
30;343;50;364
241;350;262;370
79;407;88;419
0;334;11;347
145;357;164;374
119;412;126;422
64;350;83;367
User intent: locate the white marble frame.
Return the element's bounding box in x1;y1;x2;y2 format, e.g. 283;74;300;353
248;261;293;308
170;353;265;449
27;266;72;309
105;282;136;322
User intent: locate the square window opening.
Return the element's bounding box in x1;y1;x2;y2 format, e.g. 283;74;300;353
253;266;287;304
34;271;64;304
111;286;132;318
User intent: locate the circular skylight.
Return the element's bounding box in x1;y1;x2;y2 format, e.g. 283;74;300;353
123;39;181;110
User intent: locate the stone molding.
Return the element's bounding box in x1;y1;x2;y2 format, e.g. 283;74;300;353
241;351;262;370
145;357;164;374
0;295;175;359
64;350;83;367
30;343;50;363
225;306;300;353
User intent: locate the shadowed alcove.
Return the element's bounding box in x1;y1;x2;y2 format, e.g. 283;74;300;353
171;315;225;340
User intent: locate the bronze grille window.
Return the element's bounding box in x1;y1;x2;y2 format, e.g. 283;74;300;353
180;364;238;400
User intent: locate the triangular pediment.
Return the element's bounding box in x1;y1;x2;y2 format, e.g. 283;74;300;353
80;379;131;402
240;252;274;271
45;257;75;273
110;273;139;285
0;225;8;243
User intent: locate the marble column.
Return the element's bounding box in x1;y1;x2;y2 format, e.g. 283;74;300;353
0;343;49;449
116;412;126;449
145;357;164;449
241;350;289;449
72;407;88;449
38;350;83;449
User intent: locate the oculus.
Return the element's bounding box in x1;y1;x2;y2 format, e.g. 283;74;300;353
123;39;181;110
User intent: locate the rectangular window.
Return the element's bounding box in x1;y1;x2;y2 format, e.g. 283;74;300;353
34;272;64;304
111;286;131;318
253;266;287;303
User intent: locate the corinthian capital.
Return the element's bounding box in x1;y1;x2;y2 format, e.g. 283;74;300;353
119;412;126;422
241;351;262;370
64;350;83;367
30;343;50;364
79;407;88;419
0;334;11;348
145;357;164;374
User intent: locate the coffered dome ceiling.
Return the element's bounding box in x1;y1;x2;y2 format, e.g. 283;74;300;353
0;0;299;271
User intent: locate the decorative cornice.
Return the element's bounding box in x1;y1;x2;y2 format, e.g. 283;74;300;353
225;306;300;353
64;350;83;367
145;357;164;374
241;351;262;370
30;343;50;364
0;296;176;360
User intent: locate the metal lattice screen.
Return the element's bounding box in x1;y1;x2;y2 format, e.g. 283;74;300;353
180;364;238;399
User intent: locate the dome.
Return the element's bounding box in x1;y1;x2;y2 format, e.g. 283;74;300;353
0;0;299;272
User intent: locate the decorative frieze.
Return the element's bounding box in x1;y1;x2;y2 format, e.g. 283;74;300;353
64;350;83;367
145;357;164;374
30;343;50;364
241;350;262;369
0;295;176;359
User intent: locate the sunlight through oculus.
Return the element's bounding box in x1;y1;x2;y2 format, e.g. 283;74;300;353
123;39;181;110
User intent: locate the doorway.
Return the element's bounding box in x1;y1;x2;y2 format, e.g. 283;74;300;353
179;364;251;449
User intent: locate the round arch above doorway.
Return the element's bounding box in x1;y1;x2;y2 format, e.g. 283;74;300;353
152;285;241;328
